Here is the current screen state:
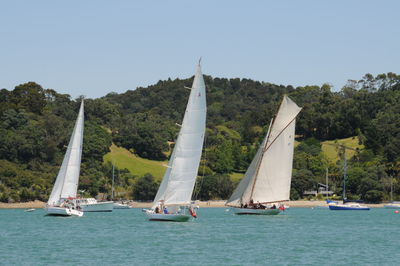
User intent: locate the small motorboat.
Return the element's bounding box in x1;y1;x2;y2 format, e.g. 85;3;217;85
113;202;132;209
25;208;35;212
74;198;114;212
384;202;400;209
329;202;369;210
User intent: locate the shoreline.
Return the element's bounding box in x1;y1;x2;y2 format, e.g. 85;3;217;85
0;200;386;209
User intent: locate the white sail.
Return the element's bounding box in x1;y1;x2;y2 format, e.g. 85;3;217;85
152;63;206;208
47;100;84;205
226;132;268;206
226;95;301;206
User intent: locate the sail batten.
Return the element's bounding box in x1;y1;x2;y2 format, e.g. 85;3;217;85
48;101;84;206
152;63;206;208
226;96;301;207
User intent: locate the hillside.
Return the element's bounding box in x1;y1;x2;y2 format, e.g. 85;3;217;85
103;136;363;184
1;72;400;202
103;144;167;180
321;137;364;163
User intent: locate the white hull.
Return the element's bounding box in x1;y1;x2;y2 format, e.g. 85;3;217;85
384;203;400;209
113;203;132;209
46;206;83;217
80;201;114;212
233;207;281;215
146;211;191;222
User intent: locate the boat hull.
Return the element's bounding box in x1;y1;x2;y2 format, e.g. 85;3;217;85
233;208;281;215
329;204;369;210
146;212;191;222
113;203;132;209
384;204;400;209
80;201;114;212
45;206;83;217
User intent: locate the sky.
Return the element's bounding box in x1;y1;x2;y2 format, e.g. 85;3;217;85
1;1;399;98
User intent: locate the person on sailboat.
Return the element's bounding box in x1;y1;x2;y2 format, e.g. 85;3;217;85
249;199;254;208
163;207;169;214
189;207;197;218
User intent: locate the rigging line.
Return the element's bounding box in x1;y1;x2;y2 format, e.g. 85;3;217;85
193;133;207;200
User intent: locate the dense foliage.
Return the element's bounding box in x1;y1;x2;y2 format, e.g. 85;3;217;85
1;72;400;202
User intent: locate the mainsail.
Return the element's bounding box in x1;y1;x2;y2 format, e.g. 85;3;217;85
47;100;84;206
152;63;206;208
226;95;301;206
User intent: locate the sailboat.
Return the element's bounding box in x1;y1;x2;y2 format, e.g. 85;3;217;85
383;176;400;209
145;61;206;222
111;163;132;209
46;101;85;217
226;95;301;215
328;147;369;210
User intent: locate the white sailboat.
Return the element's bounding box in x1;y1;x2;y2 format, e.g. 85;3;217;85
111;163;132;209
328;146;369;210
145;61;206;222
46;101;85;217
226;95;302;215
384;176;400;209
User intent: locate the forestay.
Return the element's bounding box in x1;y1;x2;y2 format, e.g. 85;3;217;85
152;63;206;208
226;96;301;206
47;101;84;206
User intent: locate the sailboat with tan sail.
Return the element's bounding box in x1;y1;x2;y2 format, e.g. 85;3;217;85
226;95;302;215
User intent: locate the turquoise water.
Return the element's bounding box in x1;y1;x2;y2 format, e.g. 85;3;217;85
1;207;399;265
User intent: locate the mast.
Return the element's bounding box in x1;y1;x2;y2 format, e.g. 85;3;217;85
111;162;115;201
343;149;347;201
390;175;393;203
326;167;329;200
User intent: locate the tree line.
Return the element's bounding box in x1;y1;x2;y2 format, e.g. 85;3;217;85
0;72;399;203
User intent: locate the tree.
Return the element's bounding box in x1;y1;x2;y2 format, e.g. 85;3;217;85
196;174;234;200
132;174;159;200
364;190;384;203
12;82;46;114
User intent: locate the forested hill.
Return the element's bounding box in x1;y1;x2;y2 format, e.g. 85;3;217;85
0;72;399;203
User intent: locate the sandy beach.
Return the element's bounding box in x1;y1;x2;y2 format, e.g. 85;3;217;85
0;200;46;209
0;200;386;209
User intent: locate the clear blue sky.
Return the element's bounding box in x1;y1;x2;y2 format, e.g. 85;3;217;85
1;1;399;98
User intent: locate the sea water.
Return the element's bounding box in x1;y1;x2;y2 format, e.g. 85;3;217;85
0;207;399;265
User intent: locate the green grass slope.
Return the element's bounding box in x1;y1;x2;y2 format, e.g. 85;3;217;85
103;144;167;180
321;136;364;163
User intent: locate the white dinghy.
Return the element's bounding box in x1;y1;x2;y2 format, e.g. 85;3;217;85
145;61;206;222
226;96;302;215
45;101;85;217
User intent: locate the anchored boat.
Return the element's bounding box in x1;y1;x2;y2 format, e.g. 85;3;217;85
327;145;369;211
74;198;114;212
145;61;206;222
329;202;369;210
226;96;302;215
